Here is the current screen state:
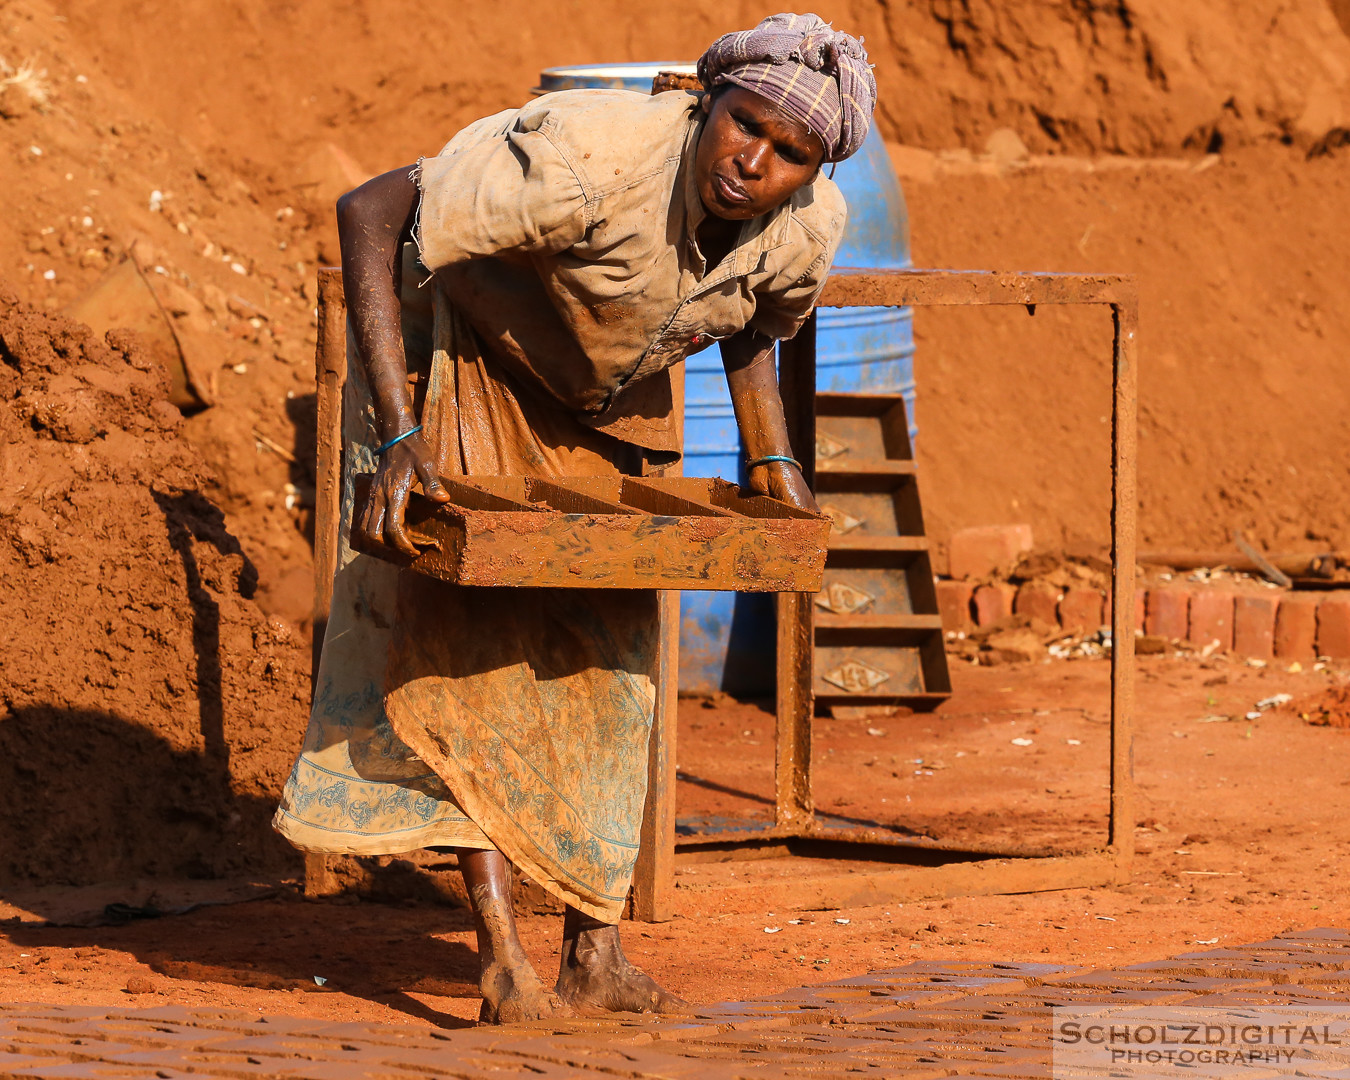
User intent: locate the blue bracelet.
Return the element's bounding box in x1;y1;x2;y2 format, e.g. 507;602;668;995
376;424;422;455
747;454;803;472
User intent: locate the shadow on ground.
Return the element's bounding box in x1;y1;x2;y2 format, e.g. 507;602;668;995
2;887;483;1029
0;706;292;886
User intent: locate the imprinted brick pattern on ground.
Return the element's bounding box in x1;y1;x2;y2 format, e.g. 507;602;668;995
2;929;1348;1078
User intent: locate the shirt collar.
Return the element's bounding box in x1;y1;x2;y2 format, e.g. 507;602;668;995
681;109;709;246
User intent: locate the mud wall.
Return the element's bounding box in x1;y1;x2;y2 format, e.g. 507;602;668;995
50;0;1350;172
0;288;308;885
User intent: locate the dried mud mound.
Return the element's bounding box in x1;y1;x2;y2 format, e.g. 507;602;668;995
0;286;308;886
1294;684;1350;728
6;0;1350;586
49;0;1350;166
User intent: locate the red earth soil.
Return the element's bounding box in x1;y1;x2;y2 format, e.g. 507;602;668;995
0;0;1346;945
1;654;1347;1025
0;287;309;885
1295;682;1350;727
1;0;1347;617
902;144;1350;560
46;0;1350;162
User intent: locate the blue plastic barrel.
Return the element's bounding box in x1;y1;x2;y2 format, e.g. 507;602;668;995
679;345;747;687
534;64;915;695
536;62;696;94
817;129;917;425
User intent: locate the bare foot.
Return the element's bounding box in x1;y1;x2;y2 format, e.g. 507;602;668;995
479;950;574;1024
453;848;575;1025
556;911;688;1015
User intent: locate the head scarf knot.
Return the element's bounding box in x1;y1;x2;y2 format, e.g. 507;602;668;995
696;12;877;162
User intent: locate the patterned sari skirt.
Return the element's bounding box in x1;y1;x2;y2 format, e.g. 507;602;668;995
273;284;658;923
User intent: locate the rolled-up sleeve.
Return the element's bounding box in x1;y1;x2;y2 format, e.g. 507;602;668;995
414;115;589;272
748;248;835;340
748;184;846;341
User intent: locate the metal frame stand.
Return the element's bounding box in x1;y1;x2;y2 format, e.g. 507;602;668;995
307;266;1139;917
633;267;1138;919
303;267;346;898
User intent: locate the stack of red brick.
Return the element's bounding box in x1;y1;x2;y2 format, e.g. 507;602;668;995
936;525;1350;661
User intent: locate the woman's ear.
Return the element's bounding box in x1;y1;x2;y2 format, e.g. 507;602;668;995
700;92;712;116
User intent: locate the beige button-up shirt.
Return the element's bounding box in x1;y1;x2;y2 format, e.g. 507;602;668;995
414;88;846;458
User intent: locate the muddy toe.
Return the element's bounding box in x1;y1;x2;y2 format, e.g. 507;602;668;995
479;961;576;1025
557;963;688;1015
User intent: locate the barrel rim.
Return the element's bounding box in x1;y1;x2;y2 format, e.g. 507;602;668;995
539;61;696;77
534;61;699;95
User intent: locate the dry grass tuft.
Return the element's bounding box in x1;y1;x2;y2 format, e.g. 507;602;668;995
0;57;51;109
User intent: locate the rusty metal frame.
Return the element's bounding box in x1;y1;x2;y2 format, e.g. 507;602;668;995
304;267;346;897
635;267;1138;918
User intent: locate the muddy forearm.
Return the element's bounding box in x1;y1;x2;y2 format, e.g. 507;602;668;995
721;329;796;462
720;329;818;511
338;166;451;555
336;166;420;442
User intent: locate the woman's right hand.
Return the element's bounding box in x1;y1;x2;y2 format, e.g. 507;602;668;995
357;432;451;556
337;166;451;557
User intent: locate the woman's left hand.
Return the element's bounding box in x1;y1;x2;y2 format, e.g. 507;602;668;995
748;460;820;513
720;328;822;515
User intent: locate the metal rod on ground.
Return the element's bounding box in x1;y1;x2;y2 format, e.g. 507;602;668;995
1137;551;1336;578
251;428;298;464
1232;530;1293;588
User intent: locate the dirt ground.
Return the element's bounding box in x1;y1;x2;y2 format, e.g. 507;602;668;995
0;290;310;885
3;0;1350;1034
2;653;1346;1025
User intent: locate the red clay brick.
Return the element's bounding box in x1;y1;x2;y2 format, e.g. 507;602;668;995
948;525;1033;580
1059;588;1105;634
973;583;1016;627
1145;588;1190;640
1233;594;1277;659
1317;593;1350;658
1274;594;1319;659
935;579;975;633
1013;582;1061;627
1102;588;1144;630
1188;589;1235;650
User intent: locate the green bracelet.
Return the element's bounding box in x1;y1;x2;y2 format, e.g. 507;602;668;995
747;454;802;472
376;424;422;455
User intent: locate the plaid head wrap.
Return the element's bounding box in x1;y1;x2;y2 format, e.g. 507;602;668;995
696;12;877;162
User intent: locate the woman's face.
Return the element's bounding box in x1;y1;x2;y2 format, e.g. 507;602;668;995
695;86;827;221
